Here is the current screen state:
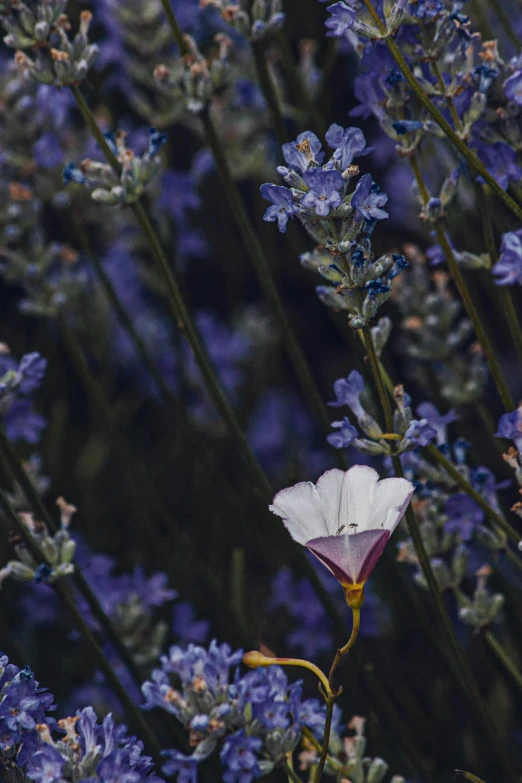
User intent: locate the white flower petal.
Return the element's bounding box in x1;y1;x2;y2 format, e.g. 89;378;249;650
315;469;345;535
370;477;415;533
269;482;327;544
339;464;379;533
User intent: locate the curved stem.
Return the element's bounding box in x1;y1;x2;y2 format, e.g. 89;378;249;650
361;0;522;222
409;154;514;411
281;760;302;783
0;484;163;766
315;608;360;783
252;39;287;147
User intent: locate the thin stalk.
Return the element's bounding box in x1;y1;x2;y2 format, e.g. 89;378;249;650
70;214;177;405
360;0;522;222
315;608;360;783
200;107;343;457
71;79;353;627
251;38;288;147
70;84;274;500
423;443;522;546
0;429;150;687
455;772;488;783
0;485;163;765
361;328;518;783
153;3;344;461
484;630;522;696
281;760;303;783
59;317;176;531
409;154;514;411
276;30;326;137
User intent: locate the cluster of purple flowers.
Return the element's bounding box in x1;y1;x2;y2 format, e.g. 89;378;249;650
142;640;331;781
261;125;408;329
0;652;164;783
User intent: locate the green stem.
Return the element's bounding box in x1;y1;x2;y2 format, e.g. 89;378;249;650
70;214;177;406
0;430;145;683
423;443;521;546
281;760;302;783
362;328;517;783
251;39;288;147
70;84;275;501
361;326;394;433
361;0;522;222
200;107;343;459
0;484;163;765
484;630;522;696
455;772;488;783
315;608;360;783
409;154;514;411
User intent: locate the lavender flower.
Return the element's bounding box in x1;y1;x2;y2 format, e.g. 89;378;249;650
260;184;298;232
496;406;522;451
0;349;47;443
301;168;344;216
403;419;437;447
492;229;522;285
351;174;389;221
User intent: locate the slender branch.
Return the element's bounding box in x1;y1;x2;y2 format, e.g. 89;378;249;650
362;327;518;783
361;325;393;432
281;760;302;783
315;608;360;783
360;0;522;222
0;484;163;765
409;154;514;411
70;214;177;406
251;39;287;147
484;630;522;696
454;772;488;783
200;107;344;459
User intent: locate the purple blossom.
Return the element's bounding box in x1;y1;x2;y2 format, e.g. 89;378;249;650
220;730;262;783
301;168;344;216
260;184;297;232
444;494;483;541
28;745;66;783
4;399;46;443
403;419;437;447
416;403;459;445
496;406;522;451
280;131;324;174
325;1;356;37
492;228;522;285
408;0;443;20
476;142;522;190
172;602;210;644
504;70;522;106
351;173;389;220
18;353;47;393
162;751;199;783
327;417;359;449
328;370;366;418
325;124;368;170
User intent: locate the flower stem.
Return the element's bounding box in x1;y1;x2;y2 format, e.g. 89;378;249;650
69;212;177;406
360;0;522;222
455;772;488;783
315;608;360;783
409;154;514;411
423;443;522;546
484;630;522;696
199;105;346;459
281;760;302;783
0;428;151;690
361;327;518;783
361;326;394;433
0;484;164;765
251;39;288;147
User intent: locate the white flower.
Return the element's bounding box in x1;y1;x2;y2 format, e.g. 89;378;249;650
269;465;414;588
